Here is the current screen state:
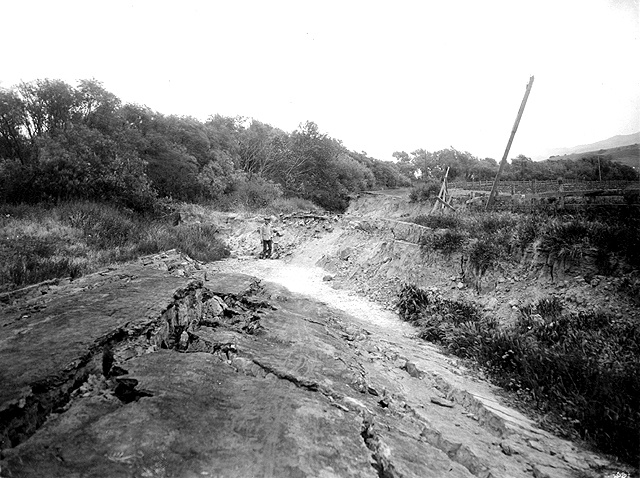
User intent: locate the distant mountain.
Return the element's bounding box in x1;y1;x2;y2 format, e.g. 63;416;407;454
544;132;640;158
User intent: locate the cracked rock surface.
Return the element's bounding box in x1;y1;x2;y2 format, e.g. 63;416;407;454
0;251;625;477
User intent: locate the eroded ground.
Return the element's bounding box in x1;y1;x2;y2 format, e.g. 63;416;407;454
2;192;638;477
0;248;631;478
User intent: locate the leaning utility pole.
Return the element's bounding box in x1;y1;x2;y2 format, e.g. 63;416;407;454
485;76;535;210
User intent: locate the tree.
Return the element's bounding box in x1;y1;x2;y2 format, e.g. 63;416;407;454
75;79;122;132
17;79;77;140
392;151;410;163
0;88;29;163
468;158;498;180
236;120;288;179
163;115;212;166
509;154;534;180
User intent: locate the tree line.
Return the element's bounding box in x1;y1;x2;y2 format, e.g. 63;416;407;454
0;79;411;211
393;148;638;183
2;79;636;212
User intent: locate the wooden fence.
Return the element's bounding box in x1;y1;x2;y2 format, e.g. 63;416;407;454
448;179;637;195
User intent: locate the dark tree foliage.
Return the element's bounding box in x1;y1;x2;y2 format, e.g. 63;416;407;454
0;79;415;211
6;78;630;212
393;148;638;183
1;80;156;210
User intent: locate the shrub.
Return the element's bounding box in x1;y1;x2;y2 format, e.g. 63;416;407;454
474;212;517;235
538;219;590;260
528;213;640;274
397;285;640;465
136;223;229;262
216;173;283;211
61;202;143;249
396;283;484;349
409;181;441;202
514;213;543;250
462;213;517;273
432;230;465;255
588;217;640;270
466;237;501;276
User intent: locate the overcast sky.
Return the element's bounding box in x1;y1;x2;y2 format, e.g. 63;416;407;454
3;0;639;161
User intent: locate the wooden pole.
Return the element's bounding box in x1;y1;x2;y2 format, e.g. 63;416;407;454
485;76;535;210
436;196;456;211
431;167;450;214
597;155;602;181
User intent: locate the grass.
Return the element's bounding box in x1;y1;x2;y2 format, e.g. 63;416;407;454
397;284;640;466
402;208;640;463
0;195;325;292
410;210;640;286
412;214;461;230
0;201;230;292
420;229;466;256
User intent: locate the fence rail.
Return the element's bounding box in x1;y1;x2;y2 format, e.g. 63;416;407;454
448;179;637;195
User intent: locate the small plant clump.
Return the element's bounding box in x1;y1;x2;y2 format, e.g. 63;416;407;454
397;284;640;466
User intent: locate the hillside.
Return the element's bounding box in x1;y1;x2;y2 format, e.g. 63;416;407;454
548;142;640;170
545;132;640;158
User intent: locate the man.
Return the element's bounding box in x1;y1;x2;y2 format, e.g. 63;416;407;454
259;216;274;259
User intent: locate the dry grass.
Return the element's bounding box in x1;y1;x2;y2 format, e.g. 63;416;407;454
0;201;229;292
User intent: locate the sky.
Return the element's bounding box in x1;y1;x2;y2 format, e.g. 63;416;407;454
3;0;639;161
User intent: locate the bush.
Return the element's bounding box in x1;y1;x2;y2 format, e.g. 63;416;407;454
61;202;143;248
136;223;229;262
396;284;485;355
310;190;349;213
218;173;283;211
397;285;640;465
409;181;441;202
514;213;543;250
538;219;590;261
0;153;158;213
466;237;501;276
471;212;517;235
587;217;640;270
432;230;466;255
